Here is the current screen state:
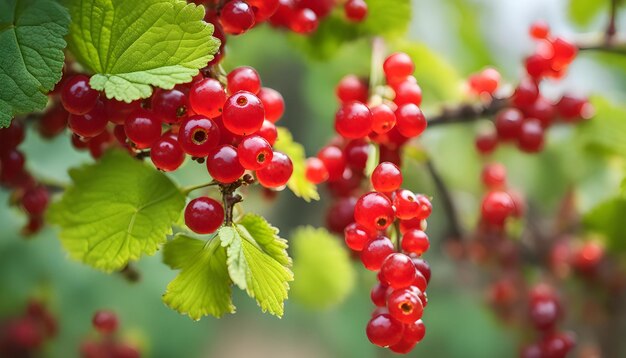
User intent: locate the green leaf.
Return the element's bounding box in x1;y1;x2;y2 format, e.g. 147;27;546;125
0;0;69;127
66;0;219;102
358;0;411;37
569;0;606;26
575;97;626;158
274;127;320;202
238;214;291;266
47;150;185;272
583;197;626;253
218;220;293;317
290;227;356;310
163;236;235;319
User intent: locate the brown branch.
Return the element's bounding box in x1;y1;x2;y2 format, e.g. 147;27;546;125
606;0;620;40
219;174;254;225
424;158;463;241
427;97;509;127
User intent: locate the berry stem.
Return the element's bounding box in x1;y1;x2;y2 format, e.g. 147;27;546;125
182;180;220;195
424;157;463;241
606;0;620;41
577;33;626;54
218;174;255;225
369;37;387;99
427;97;510;127
119;263;140;282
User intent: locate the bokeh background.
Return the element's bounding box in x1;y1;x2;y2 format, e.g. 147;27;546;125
2;0;625;357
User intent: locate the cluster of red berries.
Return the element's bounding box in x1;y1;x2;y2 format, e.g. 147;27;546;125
342;162;432;354
58;65;293;236
0;121;51;234
551;240;607;280
520;285;575;358
479;163;525;229
470;23;593;155
0;300;57;357
80;310;140;358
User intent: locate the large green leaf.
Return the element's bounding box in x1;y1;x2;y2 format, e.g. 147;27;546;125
575;97;626;158
163;235;235;319
66;0;219;102
274;127;320;202
0;0;69;127
48;150;185;272
358;0;411;37
568;0;607;26
290;227;356;310
583;197;626;253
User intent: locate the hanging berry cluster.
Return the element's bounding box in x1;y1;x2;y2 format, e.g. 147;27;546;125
479;163;525;229
0;300;57;357
471;22;593;155
80;311;140;358
0;122;50;234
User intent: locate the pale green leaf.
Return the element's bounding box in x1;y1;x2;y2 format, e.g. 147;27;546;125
569;0;607;26
583;197;626;254
575;97;626;158
291;227;356;310
0;0;69;127
47;150;185;272
274;127;319;202
218;226;247;290
163;236;235;319
238;213;291;267
358;0;411;37
66;0;219;102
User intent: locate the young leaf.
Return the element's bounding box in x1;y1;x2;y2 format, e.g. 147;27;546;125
568;0;606;26
0;0;69;128
274;127;320;202
66;0;219;102
358;0;411;37
575;97;626;158
290;226;356;310
238;214;291;266
583;197;626;254
47;150;185;272
163;236;235;319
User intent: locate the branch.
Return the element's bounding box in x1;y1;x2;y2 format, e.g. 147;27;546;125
576;33;626;54
606;0;620;40
427;97;509;127
424;158;463;241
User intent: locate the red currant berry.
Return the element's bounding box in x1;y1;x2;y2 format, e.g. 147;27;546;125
298;0;334;17
393;81;423;106
371;162;402;192
354;192;395;231
257;119;278;146
512;78;539;108
105;99;141;125
371;282;388;307
185;197;225;234
556;95;593;121
529;295;561;331
404;319;426;342
39;103;69;138
124;109;162;149
220;0;256;35
370;104;396;134
227;66;261;94
475;130;498;155
468;67;500;95
68;103;108;138
334;101;373;139
257;87;285;123
381;253;418;289
268;0;296;27
524;97;556;128
207;145;245;183
151;88;187;124
366;313;404;347
415;195;432;220
481;163;507;189
317;145;347;181
384;52;415;81
360;236;395;271
344;222;371;251
61;75;99;115
150;135;185;171
572;241;604;276
552;37;578;70
343;139;370;171
325;196;357;234
290;8;318;34
178;115;221;157
393;189;419;220
387;288;424;323
517;118;545;153
189;78;227;119
21;186;50;216
540;331;575;358
222;91;265;135
237;135;273;170
494;108;524;141
336;75;368;104
530;20;550;39
389;337;417;354
247;0;279;22
92;310;118;334
395;103;427;138
401;229;429;256
344;0;368;22
399;217;426;235
256;151;293;188
0;121;25;153
481;191;515;227
305;157;329;184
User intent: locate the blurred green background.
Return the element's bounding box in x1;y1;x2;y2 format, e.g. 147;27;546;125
2;0;626;357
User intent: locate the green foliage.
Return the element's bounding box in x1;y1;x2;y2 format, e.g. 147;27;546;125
218;215;293;317
163;235;235;319
290;227;356;310
358;0;411;37
584;195;626;253
47;150;185;272
568;0;607;26
575;97;626;158
0;0;69;128
66;0;219;102
274;127;320;202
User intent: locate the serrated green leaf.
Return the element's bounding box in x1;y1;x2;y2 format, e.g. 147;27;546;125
0;0;69;127
583;196;626;253
163;236;235;319
47;150;185;272
66;0;219;102
238;214;291;267
219;226;247;290
290;226;356;310
569;0;607;26
274;127;320;202
575;97;626;158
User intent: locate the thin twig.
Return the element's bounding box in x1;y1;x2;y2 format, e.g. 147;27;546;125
424;158;463;241
427;97;509;127
606;0;620;40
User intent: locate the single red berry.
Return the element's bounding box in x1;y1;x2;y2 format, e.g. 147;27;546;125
257;87;285;122
92;310;118;334
124;109;162;149
401;229;430;256
393;189;419;220
371;282;388;307
317;145;347;181
529;295;561;331
403;319;426;342
334;101;373;139
39;103;69;138
572;241;604;276
0;120;25;153
344;222;371;251
87;129;113;159
61;75;100;115
481;191;515;227
189;78;227;119
290;8;318;34
185;197;225;234
151;135;186;171
389;337;417;354
257;119;278;146
468;68;500;95
222;91;265;135
21;186;50;216
399;217;426;235
366;313;404;348
206;145;246;183
178;115;221;157
344;0;368;22
395;103;427;138
151;88;187;124
220;0;256;35
297;0;334;17
237;135;273;170
371;162;402;192
517;118;545;153
530;20;550;39
105;99;142;125
268;0;297;27
227;66;261;94
256;151;293;188
495;108;524;141
393;81;423;106
343;139;370;171
552;37;578;70
387;288;424;323
384;53;415;82
475;130;498;155
540;331;575;358
247;0;279;22
415;195;432;220
360;236;395;271
524;97;556;128
512;78;539;108
305;157;329;184
68;103;108;138
481;163;507;189
556;95;594;121
336;75;368;104
381;253;418;289
325;196;357;234
354;192;395;231
371;104;396;134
